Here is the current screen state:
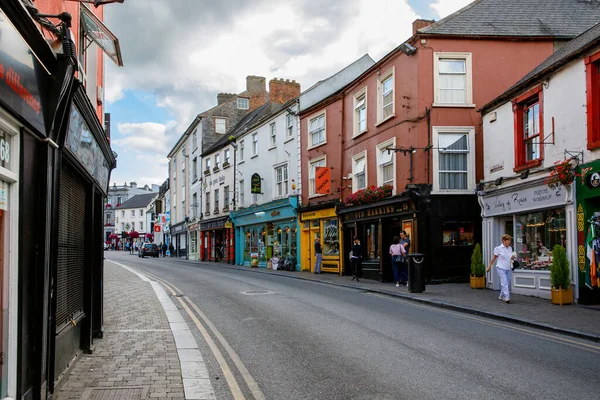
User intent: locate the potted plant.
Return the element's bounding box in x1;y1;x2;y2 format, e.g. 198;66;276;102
222;161;230;168
470;243;486;289
550;245;572;305
545;159;578;190
251;253;259;267
204;169;210;175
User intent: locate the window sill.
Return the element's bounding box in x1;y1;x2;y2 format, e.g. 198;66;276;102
431;189;475;196
251;154;258;159
432;103;476;108
284;137;294;144
268;146;276;151
352;130;367;139
307;141;327;151
514;159;542;173
222;163;231;169
588;140;600;150
376;114;394;127
238;160;245;165
308;193;326;199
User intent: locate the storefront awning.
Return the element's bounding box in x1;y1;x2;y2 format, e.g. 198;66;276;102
80;5;123;66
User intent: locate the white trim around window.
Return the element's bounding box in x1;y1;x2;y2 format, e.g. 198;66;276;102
432;126;476;194
308;155;327;198
274;162;289;198
433;52;474;108
352;151;367;192
376;138;396;193
307;110;327;149
353;86;368;138
377;67;395;125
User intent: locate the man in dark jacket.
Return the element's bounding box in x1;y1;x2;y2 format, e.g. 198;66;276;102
351;237;363;282
169;243;175;257
314;237;322;274
162;242;168;257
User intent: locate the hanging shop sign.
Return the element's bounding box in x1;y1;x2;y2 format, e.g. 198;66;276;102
0;9;51;134
315;166;331;194
154;225;161;233
481;184;565;217
586;171;600;189
251;173;262;194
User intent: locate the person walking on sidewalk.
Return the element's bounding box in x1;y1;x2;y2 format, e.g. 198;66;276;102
487;234;515;303
314;237;322;274
351;237;363;282
162;242;168;257
389;236;406;287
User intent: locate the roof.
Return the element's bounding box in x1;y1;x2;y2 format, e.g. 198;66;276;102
481;21;600;113
167;115;201;158
419;0;600;39
118;193;157;209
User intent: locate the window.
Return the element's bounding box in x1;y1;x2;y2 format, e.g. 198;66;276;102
182;199;185;214
117;196;122;205
181;147;186;166
432;127;476;193
308;157;326;196
224;186;230;209
215;118;226;134
353;153;367;191
239;140;245;161
287;114;294;137
121;222;124;230
354;87;367;136
192;129;198;151
214;189;219;211
192;193;197;218
205;193;210;215
139;209;143;217
377;142;394;187
237;97;249;110
106;214;111;224
121;211;125;218
514;208;566;270
323;219;339;255
140;222;143;231
275;164;288;197
206;157;211;171
512;86;543;170
252;133;258;156
362;223;380;260
193;157;198;181
224;148;230;165
131;210;135;217
433;52;473;106
586;51;600;149
442;221;474;246
215;153;220;169
239;180;245;206
270;122;277;147
377;68;394;123
309;113;326;147
132;222;135;230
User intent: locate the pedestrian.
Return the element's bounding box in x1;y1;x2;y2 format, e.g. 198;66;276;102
399;230;410;253
389;236;406;287
487;234;515;303
399;230;410;285
314;237;322;274
169;243;174;257
162;242;168;257
216;239;222;262
351;237;363;282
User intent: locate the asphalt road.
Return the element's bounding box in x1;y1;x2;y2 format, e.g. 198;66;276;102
106;252;600;400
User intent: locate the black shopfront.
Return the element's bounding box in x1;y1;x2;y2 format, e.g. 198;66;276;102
338;186;481;283
1;2;116;398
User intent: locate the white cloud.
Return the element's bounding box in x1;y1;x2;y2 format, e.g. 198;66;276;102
430;0;473;18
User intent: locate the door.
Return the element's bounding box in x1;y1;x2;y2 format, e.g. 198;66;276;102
490;217;514;290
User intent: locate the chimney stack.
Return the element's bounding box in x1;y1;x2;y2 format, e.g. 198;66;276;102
412;19;435;35
217;93;236;105
269;78;301;105
130;182;137;189
246;75;266;93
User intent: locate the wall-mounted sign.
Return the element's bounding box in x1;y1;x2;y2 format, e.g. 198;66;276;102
481;184;565;217
251;173;262;194
315;166;331;194
224;221;233;228
587;172;600;189
341;202;411;222
154;225;161;233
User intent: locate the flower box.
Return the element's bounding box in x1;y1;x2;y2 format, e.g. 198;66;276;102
344;184;393;206
222;162;230;168
545;159;578;189
213;167;220;172
204;169;210;175
470;275;485;289
551;287;573;305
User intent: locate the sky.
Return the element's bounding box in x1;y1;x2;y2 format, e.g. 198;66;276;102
104;0;472;187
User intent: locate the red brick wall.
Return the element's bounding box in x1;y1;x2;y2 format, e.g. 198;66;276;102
269;78;301;104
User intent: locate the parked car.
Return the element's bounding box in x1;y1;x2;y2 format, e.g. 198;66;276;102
139;243;159;258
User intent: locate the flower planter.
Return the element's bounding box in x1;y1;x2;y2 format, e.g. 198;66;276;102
251;258;259;267
551;287;573;305
204;170;210;175
470;275;485;289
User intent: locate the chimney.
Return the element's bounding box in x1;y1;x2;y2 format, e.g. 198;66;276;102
269;78;301;105
412;19;435;35
217;93;236;105
130;182;137;189
246;75;266;93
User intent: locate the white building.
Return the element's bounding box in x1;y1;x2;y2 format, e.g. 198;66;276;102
104;181;158;242
114;193;157;247
479;23;600;302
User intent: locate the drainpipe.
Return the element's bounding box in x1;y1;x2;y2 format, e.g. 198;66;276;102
426;107;431;185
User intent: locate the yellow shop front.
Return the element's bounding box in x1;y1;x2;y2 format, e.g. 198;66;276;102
299;206;342;274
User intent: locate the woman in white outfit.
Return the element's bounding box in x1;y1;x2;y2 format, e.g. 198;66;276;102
486;234;514;303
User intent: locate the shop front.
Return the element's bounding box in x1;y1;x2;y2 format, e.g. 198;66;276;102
299;204;341;274
199;216;234;263
171;221;188;258
479;179;575;299
231;197;299;267
576;160;600;304
187;222;199;261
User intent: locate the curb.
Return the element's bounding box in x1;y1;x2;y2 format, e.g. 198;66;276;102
171;257;600;343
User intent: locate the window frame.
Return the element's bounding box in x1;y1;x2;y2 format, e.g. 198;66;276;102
237;97;249;110
512;85;544;172
308;156;327;198
376;139;395;191
586;50;600;149
252;132;258;156
224;148;230;165
377;67;395;125
270;122;277;147
205;157;211;171
192;157;198;181
239;179;245;206
433;52;474;107
353;86;368;138
224;185;230;210
215;153;220;169
274;163;289;198
431;126;476;194
214;189;219;212
352;151;367;191
239;139;245;161
215;117;227;134
286;114;294;138
205;191;210;216
307;111;327;149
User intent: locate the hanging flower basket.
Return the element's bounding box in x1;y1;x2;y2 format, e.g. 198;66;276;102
344;184;393;206
545;159;578;190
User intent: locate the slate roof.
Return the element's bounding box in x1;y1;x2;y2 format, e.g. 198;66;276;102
118;193;157;209
481;21;600;112
419;0;600;38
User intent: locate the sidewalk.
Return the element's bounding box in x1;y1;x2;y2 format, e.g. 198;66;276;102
193;260;600;343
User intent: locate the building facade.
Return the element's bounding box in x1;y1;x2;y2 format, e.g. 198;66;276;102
104;182;158;243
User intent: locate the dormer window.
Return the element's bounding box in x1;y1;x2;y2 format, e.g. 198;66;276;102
237;98;249;110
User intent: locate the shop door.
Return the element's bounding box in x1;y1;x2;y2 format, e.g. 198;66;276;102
490;217;514;290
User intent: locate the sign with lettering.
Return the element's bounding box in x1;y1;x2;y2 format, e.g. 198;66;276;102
154;225;161;233
200;217;227;230
0;10;50;133
342;202;411;222
251;173;262;194
587;172;600;189
315;167;331;194
481;184;565;217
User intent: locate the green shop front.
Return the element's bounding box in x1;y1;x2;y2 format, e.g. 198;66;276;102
231;197;299;267
576;160;600;304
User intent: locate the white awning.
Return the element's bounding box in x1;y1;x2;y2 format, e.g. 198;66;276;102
80;5;123;66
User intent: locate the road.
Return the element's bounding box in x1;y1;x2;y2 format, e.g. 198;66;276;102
105;252;599;400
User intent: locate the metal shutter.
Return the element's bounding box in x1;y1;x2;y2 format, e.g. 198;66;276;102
56;166;86;330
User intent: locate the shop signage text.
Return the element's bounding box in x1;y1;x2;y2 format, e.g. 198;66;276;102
200;218;226;230
481;184;565;217
343;203;408;221
315;166;331;194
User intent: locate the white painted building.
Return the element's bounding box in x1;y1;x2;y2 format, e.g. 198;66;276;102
114;193;158;247
479;23;600;301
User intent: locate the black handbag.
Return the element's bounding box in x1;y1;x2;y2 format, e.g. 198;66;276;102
512;260;520;270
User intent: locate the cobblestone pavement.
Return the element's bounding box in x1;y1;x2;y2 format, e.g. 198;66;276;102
54;263;186;400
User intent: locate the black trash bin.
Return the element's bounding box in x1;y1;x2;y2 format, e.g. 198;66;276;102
407;253;425;293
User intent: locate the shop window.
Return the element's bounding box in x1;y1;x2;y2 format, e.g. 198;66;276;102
515;208;566;270
311;220;319;228
290;226;297;257
363;223;380;260
303;221;310;230
323;219;340;256
244;230;251;262
442;221;474;246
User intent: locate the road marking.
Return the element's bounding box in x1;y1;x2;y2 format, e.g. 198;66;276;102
366;292;600;353
240;290;276;295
